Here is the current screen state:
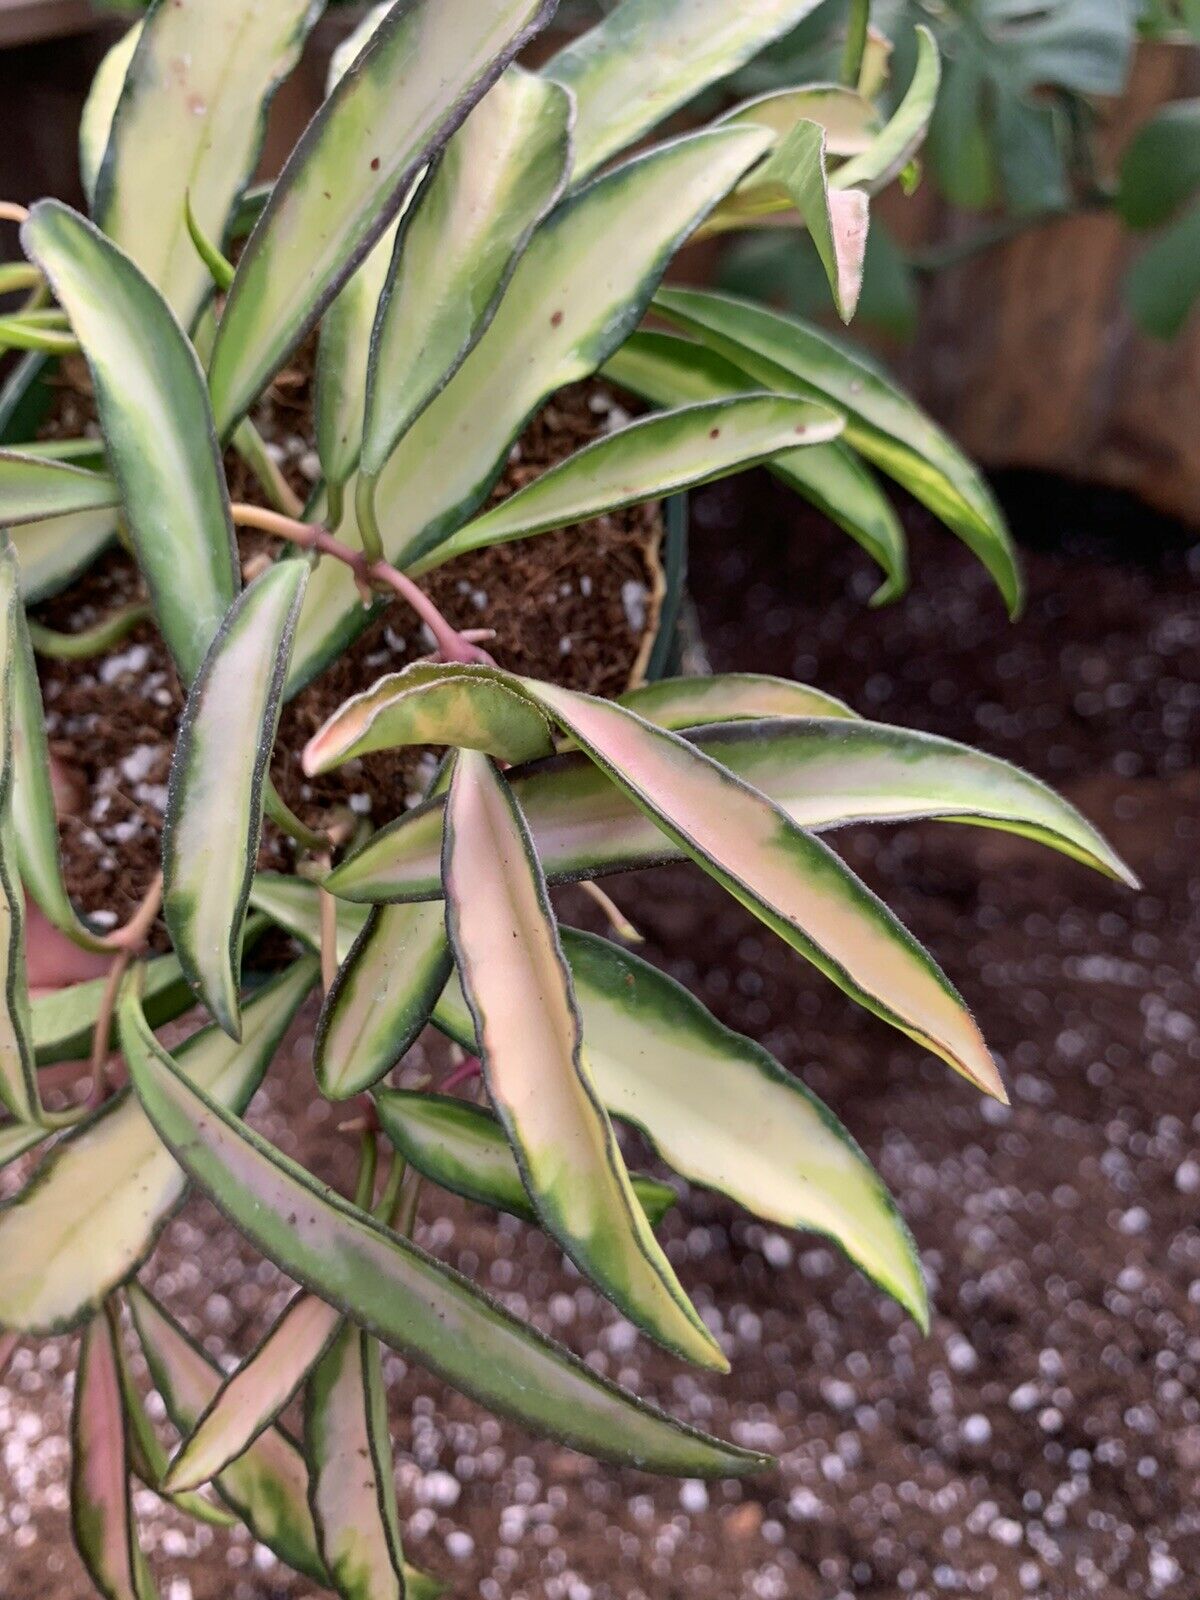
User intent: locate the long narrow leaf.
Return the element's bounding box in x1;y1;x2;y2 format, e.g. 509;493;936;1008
328;710;1129;903
164;560;309;1037
0;546;40;1124
286;125;772;691
602;329;908;603
620;673;856;726
783;120;869;323
443;750;721;1367
833;27;940;194
209;0;558;436
434;928;926;1325
305;1324;406;1600
93;0;325;328
521;682;1004;1099
544;0;826;181
654;287;1021;616
0;959;317;1334
359;66;573;497
33;952;195;1067
166;1293;340;1493
376;1090;677;1230
249;873;368;965
79;21;142;205
315;903;451;1100
0;452;117;525
22;202;240;682
72;1308;147;1600
0;1119;46;1170
120;994;768;1477
9;508;118;604
414;395;843;571
127;1284;328;1582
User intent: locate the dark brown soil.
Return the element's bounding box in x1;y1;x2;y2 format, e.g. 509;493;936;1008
31;377;662;928
2;469;1197;1600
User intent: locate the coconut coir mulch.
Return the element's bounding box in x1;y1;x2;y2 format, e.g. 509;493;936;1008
2;468;1198;1600
30;367;661;931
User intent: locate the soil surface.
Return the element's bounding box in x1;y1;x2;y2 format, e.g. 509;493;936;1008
31;370;661;929
2;469;1197;1600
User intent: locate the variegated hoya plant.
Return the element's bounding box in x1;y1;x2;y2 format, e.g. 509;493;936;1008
0;1;1135;1595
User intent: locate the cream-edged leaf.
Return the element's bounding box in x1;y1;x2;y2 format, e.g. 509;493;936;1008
544;0;827;181
127;1284;328;1582
285;125;773;691
164;560;309;1037
784;120;869;323
833;26;940;194
654;286;1021;617
443;749;723;1368
119;994;768;1477
71;1308;145;1600
315;902;451;1100
79;21;142;206
359;66;573;502
22;202;240;682
248;874;369;966
303;662;555;776
93;0;324;328
433;928;925;1325
305;1324;406;1600
0;452;118;525
601;329;908;603
414;395;843;571
165;1293;340;1493
523;683;1005;1100
375;1090;677;1231
208;0;558;436
0;960;317;1334
8;508;118;605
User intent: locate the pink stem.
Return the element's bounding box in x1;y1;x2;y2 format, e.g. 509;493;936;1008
439;1055;482;1094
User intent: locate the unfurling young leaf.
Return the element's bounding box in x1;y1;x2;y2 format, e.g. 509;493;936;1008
119;988;768;1477
164;560;309;1037
443;748;725;1369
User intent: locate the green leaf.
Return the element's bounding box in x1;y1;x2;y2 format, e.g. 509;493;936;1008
315;903;452;1100
304;661;556;775
127;1284;328;1583
79;21;142;206
11;599;112;952
285;124;773;691
305;1324;406;1600
164;560;309;1037
375;1090;677;1230
601;329;908;602
248;872;369;965
0;452;118;526
0;546;40;1125
414;395;844;571
8;509;118;605
654;287;1022;617
443;749;722;1368
544;0;827;181
22;202;240;684
927;54;997;212
358;66;573;504
208;0;558;437
1125;198;1200;338
120;992;769;1477
71;1308;148;1600
1117;98;1200;229
522;681;1005;1100
166;1293;341;1493
832;27;941;194
93;0;324;328
432;926;925;1324
0;959;316;1334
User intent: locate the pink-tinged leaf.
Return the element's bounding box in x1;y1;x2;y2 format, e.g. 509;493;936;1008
781;119;868;323
0;1330;18;1378
165;1293;341;1493
442;750;726;1369
523;683;1005;1101
305;1324;405;1600
71;1309;146;1600
127;1284;327;1582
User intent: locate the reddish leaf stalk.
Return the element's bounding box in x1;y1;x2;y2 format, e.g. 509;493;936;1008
229;503;493;667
